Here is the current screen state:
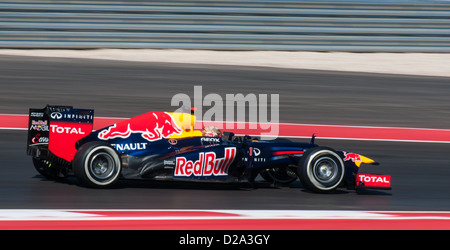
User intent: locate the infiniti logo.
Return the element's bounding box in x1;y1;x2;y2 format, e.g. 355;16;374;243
51;112;62;119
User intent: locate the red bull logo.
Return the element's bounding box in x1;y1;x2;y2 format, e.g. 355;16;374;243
98;112;182;142
175;147;236;177
343;152;361;162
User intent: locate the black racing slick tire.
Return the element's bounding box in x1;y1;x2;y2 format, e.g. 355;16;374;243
73;142;121;188
297;147;345;193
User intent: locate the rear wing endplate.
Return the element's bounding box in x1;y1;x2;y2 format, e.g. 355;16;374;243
27;105;94;162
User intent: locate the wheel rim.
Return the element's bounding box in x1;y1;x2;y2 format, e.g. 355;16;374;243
89;152;115;180
313;157;339;184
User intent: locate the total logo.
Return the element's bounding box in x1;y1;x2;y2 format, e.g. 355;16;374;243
50;124;85;134
356;174;391;189
174;147;236;177
358;174;390;184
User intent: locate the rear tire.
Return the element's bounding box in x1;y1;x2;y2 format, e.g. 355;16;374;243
298;147;344;193
73;142;121;188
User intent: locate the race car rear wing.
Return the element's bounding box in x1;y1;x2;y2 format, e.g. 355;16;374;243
27;105;94;163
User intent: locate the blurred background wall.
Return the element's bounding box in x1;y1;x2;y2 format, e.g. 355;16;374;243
1;0;449;52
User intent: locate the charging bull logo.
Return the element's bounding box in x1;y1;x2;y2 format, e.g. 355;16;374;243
98;112;182;142
343;152;361;162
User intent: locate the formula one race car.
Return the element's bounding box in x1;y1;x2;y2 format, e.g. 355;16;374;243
27;105;391;193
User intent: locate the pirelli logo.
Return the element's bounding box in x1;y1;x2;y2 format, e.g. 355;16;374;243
174;147;236;177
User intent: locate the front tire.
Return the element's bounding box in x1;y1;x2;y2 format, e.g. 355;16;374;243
73;142;121;188
298;147;345;193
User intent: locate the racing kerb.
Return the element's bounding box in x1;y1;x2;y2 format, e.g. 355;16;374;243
1;209;450;230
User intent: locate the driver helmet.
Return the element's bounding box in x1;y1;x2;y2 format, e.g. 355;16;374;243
202;126;222;137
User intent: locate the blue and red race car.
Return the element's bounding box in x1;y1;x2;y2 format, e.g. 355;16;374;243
27;105;391;193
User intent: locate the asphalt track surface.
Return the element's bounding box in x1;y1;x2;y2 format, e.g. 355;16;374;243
1;55;450;211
